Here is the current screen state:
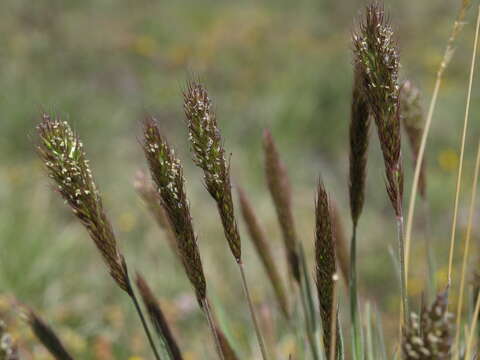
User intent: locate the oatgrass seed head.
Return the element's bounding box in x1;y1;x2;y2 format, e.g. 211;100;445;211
349;65;371;226
314;180;339;358
263;129;301;283
142;117;207;303
400;80;427;199
238;186;290;319
184;81;241;262
403;291;453;360
353;3;403;216
22;307;74;360
36;114;130;294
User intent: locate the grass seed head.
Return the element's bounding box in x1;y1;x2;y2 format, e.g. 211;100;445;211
22;307;74;360
349;66;371;226
184;81;241;262
314;180;339;358
403;291;453;360
263;129;301;283
142;117;207;303
238;186;290;319
353;3;403;216
36;113;130;294
400;80;427;199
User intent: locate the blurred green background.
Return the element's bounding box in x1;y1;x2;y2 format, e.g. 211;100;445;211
1;0;480;358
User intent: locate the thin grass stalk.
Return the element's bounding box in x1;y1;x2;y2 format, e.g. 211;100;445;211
365;303;374;360
298;246;321;360
129;284;164;360
202;298;227;360
421;199;436;301
328;274;339;360
396;214;408;325
299;242;318;332
349;226;362;360
373;306;387;360
405;0;471;281
238;263;269;360
447;4;480;286
465;293;480;360
453;138;480;359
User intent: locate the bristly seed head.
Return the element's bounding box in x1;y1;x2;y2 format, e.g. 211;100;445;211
349;65;371;226
353;3;403;216
184;81;241;262
400;80;427;199
314;180;339;359
142;117;207;303
36;113;130;294
263;129;301;283
403;291;453;360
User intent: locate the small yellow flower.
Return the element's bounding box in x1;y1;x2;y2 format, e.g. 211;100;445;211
438;148;459;173
128;357;144;360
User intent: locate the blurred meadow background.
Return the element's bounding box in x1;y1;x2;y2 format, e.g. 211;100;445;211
1;0;480;358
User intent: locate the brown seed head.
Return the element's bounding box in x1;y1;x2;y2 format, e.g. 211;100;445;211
184;81;241;262
36;114;130;293
314;180;339;358
353;3;403;216
142;118;206;302
22;307;74;360
400;80;427;199
238;186;290;318
403;291;453;360
349;66;371;226
263;129;300;283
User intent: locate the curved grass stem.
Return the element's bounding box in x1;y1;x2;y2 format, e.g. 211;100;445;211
405;0;471;284
453;138;480;359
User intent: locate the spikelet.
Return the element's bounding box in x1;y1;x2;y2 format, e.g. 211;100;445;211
184;81;241;262
134;170;178;254
135;273;183;360
142;117;207;303
36;114;130;294
22;308;74;360
400;80;427;199
402;291;453;359
237;186;290;318
353;3;403;216
349;66;371;226
314;180;339;358
263;129;301;283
